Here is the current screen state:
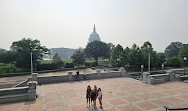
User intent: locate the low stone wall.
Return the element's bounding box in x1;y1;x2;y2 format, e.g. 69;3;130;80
0;67;89;77
0;82;19;89
38;75;68;84
12;79;30;88
0;85;37;104
0;86;29;96
0;86;30;104
36;70;126;85
143;70;176;84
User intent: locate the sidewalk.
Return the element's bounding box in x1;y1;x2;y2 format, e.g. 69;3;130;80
0;77;187;111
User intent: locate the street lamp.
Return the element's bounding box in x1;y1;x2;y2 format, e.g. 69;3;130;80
141;65;144;79
161;64;164;74
147;45;150;73
30;47;33;74
117;58;120;67
183;57;187;75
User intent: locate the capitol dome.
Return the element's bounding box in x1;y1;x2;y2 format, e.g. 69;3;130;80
88;25;100;43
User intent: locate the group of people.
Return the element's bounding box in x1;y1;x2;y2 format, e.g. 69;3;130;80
86;85;103;109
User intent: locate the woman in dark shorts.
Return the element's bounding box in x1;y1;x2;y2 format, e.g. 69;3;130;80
92;85;98;108
86;85;92;107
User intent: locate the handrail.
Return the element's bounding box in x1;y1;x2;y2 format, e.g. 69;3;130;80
164;106;188;111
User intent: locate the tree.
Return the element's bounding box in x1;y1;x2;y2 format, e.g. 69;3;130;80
107;43;115;60
165;41;183;58
0;48;6;53
0;49;17;64
1;51;17;64
71;50;85;66
11;38;49;69
128;44;142;69
84;41;110;63
110;44;124;67
52;53;64;69
154;53;166;67
178;44;188;66
140;41;157;69
166;56;180;67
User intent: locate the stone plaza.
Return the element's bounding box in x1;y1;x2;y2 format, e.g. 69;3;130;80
0;77;188;111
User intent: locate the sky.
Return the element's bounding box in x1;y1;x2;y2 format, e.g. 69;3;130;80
0;0;188;52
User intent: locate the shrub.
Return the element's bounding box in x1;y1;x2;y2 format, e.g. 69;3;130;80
36;63;57;71
92;62;98;67
166;56;181;67
85;62;91;67
65;63;74;68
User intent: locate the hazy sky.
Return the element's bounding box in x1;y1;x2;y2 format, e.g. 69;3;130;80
0;0;188;52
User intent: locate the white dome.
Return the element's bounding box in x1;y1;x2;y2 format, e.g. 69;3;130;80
88;25;100;43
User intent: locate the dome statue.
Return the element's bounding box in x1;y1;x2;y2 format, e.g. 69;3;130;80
88;25;100;43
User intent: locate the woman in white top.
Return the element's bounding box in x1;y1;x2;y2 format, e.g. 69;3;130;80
98;88;103;109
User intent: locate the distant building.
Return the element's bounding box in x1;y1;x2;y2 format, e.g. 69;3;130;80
88;25;100;43
50;48;77;60
45;25;100;60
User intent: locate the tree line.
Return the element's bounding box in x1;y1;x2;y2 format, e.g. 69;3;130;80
0;38;187;72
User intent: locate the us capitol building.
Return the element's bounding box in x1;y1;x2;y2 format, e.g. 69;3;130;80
48;25;101;60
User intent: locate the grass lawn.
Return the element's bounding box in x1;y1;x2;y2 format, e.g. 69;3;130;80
41;59;96;64
0;59;109;74
0;63;29;74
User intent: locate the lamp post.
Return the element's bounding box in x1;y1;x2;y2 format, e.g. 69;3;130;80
117;58;120;67
30;47;33;73
161;64;164;74
141;65;144;79
183;57;187;75
30;47;34;88
147;45;150;73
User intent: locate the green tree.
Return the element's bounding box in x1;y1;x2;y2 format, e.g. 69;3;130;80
71;50;85;66
0;51;17;64
52;53;64;69
11;38;49;69
128;44;142;69
107;43;115;60
141;41;157;69
178;44;188;66
154;53;166;67
0;48;6;53
0;49;6;63
110;44;124;67
123;47;130;66
166;56;180;67
165;41;183;58
84;41;110;63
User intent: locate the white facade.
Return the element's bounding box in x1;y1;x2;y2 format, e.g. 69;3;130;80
50;48;77;60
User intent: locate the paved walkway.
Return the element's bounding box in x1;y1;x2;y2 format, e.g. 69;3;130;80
0;77;188;111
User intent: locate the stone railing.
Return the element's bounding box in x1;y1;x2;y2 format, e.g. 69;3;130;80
36;68;127;84
142;70;179;84
0;73;38;104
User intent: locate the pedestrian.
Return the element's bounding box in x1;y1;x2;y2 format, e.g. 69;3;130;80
98;88;103;109
76;70;79;81
93;85;98;108
86;85;91;107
